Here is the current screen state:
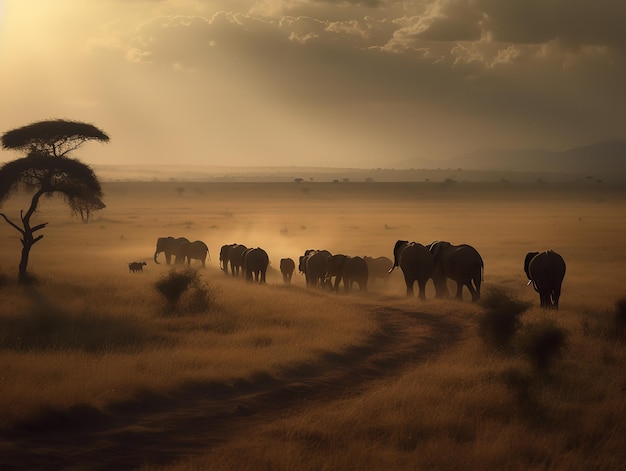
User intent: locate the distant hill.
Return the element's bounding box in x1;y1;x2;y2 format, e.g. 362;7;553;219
93;141;626;183
440;140;626;175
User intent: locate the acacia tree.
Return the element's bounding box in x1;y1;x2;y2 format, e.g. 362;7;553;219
0;120;109;283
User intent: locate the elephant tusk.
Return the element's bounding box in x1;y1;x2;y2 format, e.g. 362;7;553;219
388;266;396;273
527;280;533;286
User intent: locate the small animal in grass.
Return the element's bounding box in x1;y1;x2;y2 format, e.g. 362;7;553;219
128;261;147;273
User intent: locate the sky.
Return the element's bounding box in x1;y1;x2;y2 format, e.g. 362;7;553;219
1;0;625;168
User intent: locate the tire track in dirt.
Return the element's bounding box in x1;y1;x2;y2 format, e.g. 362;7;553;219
0;303;466;471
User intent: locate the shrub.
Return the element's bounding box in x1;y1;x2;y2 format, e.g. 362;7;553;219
516;320;567;372
478;287;530;350
613;297;626;339
155;268;215;314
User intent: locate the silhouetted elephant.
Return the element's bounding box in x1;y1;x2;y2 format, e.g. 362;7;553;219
229;244;248;277
243;247;269;283
524;250;566;309
174;240;209;267
220;243;247;277
219;244;233;273
128;261;146;273
428;241;483;302
299;249;332;288
390;240;434;300
280;258;296;284
154;236;189;265
364;256;393;285
326;254;368;292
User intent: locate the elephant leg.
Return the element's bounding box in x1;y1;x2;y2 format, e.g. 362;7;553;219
261;271;266;284
433;277;450;299
455;282;464;300
552;287;561;309
333;276;341;292
457;279;479;303
417;279;427;300
404;275;415;297
471;276;481;301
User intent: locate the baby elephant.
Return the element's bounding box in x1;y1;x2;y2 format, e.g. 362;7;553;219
280;258;296;284
128;261;147;273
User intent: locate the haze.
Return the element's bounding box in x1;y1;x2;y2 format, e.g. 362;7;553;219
1;0;625;168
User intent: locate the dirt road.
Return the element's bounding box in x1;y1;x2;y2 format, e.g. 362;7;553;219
0;304;465;471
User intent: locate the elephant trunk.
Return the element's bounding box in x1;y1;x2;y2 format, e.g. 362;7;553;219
154;250;160;264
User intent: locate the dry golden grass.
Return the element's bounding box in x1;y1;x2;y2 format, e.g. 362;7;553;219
1;181;625;470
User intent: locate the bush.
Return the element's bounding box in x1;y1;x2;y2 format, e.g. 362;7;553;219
614;297;626;339
478;287;530;350
155;268;215;314
516;320;567;372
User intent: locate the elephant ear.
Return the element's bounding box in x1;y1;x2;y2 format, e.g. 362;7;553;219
392;240;408;268
524;252;539;279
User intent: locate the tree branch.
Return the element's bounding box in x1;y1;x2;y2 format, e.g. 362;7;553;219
32;222;49;232
0;212;25;235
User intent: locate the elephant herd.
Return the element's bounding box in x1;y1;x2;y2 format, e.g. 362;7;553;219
296;242;565;309
219;243;270;283
151;236;566;309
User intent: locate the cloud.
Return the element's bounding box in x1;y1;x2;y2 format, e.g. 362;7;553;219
3;0;626;167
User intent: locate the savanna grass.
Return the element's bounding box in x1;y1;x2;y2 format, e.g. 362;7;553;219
1;181;626;469
0;269;374;429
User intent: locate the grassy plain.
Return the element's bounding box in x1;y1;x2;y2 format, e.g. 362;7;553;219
0;180;625;470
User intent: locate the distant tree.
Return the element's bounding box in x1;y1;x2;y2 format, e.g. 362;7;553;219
69;194;106;223
0;119;109;283
294;178;304;183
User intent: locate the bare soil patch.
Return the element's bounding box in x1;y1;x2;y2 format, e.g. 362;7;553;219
0;302;465;471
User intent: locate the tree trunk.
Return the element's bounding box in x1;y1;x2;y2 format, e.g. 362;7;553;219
18;241;32;284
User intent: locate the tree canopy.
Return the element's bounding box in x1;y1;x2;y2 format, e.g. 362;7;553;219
0;152;104;209
1;119;110;157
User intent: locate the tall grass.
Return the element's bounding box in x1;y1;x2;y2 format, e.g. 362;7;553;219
0;270;374;429
1;181;625;468
169;298;626;471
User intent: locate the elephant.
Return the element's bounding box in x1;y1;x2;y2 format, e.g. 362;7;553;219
219;243;247;276
174;240;209;267
326;254;368;293
128;261;146;273
219;244;233;273
154;236;189;265
243;247;270;283
364;256;393;286
524;250;566;309
280;258;296;284
427;241;483;302
390;240;434;300
299;249;332;288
